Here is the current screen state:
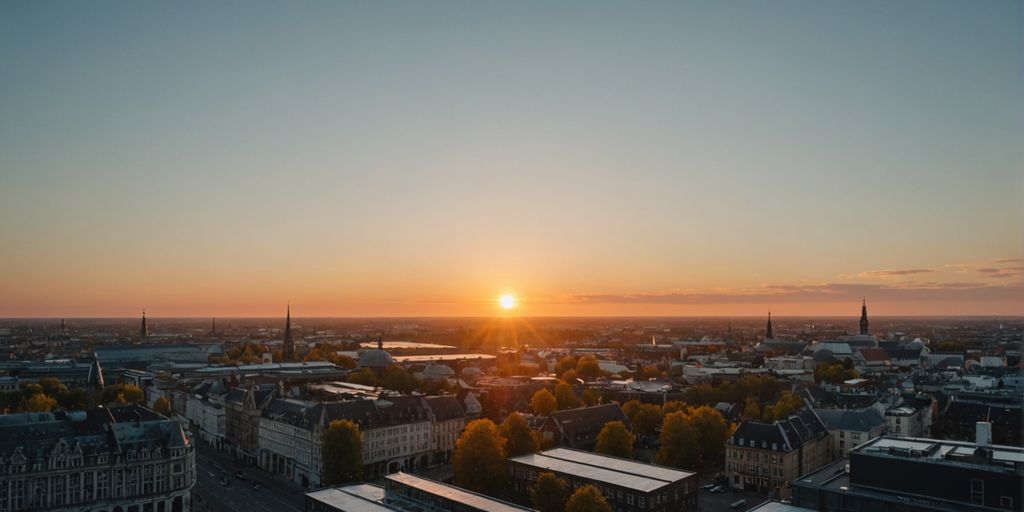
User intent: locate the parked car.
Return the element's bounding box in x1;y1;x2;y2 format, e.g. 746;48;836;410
235;471;246;481
730;499;747;509
701;483;717;490
252;483;261;491
710;486;725;494
219;478;229;487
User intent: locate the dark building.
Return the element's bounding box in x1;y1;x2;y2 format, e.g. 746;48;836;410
224;383;276;465
539;403;628;449
726;407;832;498
859;300;869;336
508;448;698;512
305;472;531;512
934;394;1022;446
284;304;294;362
791;425;1023;512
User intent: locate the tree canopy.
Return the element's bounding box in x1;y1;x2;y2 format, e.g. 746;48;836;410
153;396;172;416
453;419;508;496
554;382;578;410
101;384;145;405
657;411;699;469
595;421;634;459
530;388;557;417
322;419;363;484
565;485;612;512
530;472;569;512
500;412;537;457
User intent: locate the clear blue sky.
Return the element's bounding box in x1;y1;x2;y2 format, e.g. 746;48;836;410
1;1;1021;316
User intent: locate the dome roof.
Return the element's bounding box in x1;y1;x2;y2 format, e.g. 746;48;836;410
358;348;394;368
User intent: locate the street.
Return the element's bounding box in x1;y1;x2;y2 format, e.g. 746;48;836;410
191;440;305;512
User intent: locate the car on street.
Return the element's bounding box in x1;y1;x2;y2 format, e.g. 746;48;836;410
219;478;229;486
701;483;717;490
252;483;261;491
235;471;246;481
710;485;725;493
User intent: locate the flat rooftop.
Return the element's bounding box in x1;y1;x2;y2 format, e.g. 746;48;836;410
307;485;392;512
392;353;496;363
855;436;1024;473
510;448;695;493
385;472;530;512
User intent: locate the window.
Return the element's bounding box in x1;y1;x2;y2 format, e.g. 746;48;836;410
971;479;984;505
1000;497;1014;510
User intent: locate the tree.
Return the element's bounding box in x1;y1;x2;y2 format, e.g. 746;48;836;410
20;393;56;412
555;355;578;377
500;412;537;457
743;397;761;419
580;388;598;407
764;391;803;421
153;396;172;416
687;406;731;467
622;399;642;423
101;384;144;405
631;403;662;439
560;369;578;385
322;419;363;484
39;377;67;397
348;368;379;387
381;365;417;393
554;382;578;410
595;421;634;458
575;355;602;380
453;419;507;496
641;365;661;380
565;485;612;512
55;388;90;411
530;472;569;512
530;388;557;416
662;400;686;416
330;354;358;369
657;411;699;469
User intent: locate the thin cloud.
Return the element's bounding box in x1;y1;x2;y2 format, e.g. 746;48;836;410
555;281;1023;305
858;269;934;278
992;258;1022;264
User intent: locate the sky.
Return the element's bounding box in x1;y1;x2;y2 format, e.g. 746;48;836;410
1;1;1021;317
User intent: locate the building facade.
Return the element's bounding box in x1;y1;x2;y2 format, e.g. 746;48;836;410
726;408;832;499
0;406;195;512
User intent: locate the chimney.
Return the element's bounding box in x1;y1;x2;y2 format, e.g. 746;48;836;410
976;421;992;447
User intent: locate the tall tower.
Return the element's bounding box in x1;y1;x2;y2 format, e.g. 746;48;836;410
766;309;774;340
859;299;869;336
141;310;148;339
283;304;293;361
211;317;217;336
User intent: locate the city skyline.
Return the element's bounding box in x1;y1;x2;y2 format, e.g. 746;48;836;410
2;1;1021;317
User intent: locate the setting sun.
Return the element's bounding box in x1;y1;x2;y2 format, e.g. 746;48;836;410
499;294;517;310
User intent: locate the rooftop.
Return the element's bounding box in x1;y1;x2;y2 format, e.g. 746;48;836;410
509;447;694;493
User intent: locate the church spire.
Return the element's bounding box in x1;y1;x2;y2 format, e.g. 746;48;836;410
88;354;105;390
283;303;293;361
859;299;869;336
141;310;148;339
766;308;774;340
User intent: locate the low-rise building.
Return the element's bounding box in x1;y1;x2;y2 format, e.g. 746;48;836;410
306;472;532;512
540;403;628;449
791;424;1023;512
813;408;886;457
508;448;698;512
0;405;195;512
726;408;832;498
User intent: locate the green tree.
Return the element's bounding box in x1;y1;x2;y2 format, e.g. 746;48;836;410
381;365;417;393
322;419;363;484
565;485;612;512
554;382;578;410
153;396;172;416
530;472;569;512
657;411;699;469
453;419;508;496
595;421;634;458
500;412;537;457
20;393;57;412
530;388;557;416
